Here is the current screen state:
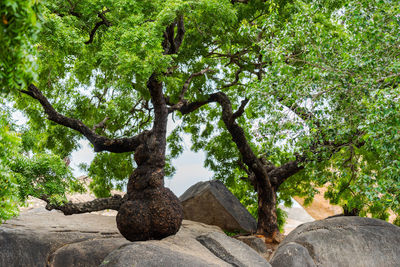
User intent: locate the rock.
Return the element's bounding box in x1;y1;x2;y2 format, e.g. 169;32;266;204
235;235;274;260
102;229;271;267
180;180;257;233
0;211;129;267
50;238;129;267
1;209;270;267
270;216;400;267
100;242;222;267
196;232;271;267
279;203;314;235
270;242;316;267
101;221;272;267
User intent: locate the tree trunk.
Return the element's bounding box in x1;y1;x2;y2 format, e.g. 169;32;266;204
116;74;183;241
255;177;282;242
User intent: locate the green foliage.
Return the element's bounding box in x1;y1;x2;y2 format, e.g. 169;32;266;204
0;112;21;222
0;110;84;223
82;152;134;197
0;0;40;93
10;153;84;205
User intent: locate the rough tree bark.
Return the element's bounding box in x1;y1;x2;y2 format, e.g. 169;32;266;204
115;74;183;241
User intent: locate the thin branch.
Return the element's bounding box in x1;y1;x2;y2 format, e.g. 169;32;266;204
168;68;212;113
92;116;109;131
232;98;249;120
85;9;112;45
222;68;243;88
269;133;366;188
179;68;211;100
376;72;400;83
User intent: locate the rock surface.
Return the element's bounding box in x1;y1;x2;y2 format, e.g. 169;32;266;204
0;209;270;267
235;235;273;260
101;221;271;267
197;232;271;267
270;216;400;267
180;180;257;233
0;211;129;267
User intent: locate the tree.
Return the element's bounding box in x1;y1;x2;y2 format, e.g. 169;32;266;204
180;0;400;240
3;0;265;241
2;0;399;242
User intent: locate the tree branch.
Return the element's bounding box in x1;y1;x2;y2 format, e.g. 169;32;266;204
21;84;146;153
163;16;185;55
232;98;249;120
41;194;125;215
85;9;112;44
269;133;366;189
168;68;211;112
268;157;305;189
92;116;109;131
180;68;211;100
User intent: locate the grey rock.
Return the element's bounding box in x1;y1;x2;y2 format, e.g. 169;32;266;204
270;216;400;267
2;209;268;267
0;212;129;267
235;235;275;260
180;180;257;233
196;232;271;267
235;235;268;254
270;242;316;267
100;242;221;267
50;238;129;267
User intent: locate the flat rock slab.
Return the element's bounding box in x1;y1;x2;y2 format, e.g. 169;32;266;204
270;216;400;267
180;180;257;233
1;210;269;266
1;211;128;267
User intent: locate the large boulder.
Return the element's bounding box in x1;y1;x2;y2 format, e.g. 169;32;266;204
101;221;270;267
270;216;400;267
235;235;274;260
0;209;270;267
180;180;257;233
0;211;129;267
196;232;270;267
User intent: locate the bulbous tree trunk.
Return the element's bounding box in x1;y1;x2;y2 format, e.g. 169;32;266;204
116;138;184;241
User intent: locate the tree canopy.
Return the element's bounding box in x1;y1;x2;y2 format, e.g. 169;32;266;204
1;0;399;240
182;0;400;226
